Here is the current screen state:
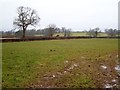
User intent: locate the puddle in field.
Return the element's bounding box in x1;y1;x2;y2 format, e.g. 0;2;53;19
115;65;120;77
64;61;68;63
101;64;120;88
104;84;113;88
101;65;107;69
52;75;55;78
104;79;118;88
33;58;120;88
43;63;79;80
112;79;117;83
115;65;120;72
67;63;78;71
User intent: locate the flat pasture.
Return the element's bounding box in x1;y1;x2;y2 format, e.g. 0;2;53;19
2;38;119;88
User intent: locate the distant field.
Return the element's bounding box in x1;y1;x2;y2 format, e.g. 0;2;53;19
36;32;108;37
54;32;108;36
54;32;88;36
2;39;119;88
70;32;107;36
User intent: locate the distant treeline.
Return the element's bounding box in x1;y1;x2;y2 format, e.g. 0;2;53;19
1;27;120;38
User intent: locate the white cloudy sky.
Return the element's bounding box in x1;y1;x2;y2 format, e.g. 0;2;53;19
0;0;119;31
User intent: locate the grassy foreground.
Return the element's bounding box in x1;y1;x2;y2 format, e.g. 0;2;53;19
2;39;118;88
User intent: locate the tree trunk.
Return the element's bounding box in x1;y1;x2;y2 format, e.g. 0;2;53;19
22;27;26;38
95;31;98;37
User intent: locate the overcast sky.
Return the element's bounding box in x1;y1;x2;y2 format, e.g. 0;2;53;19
0;0;119;31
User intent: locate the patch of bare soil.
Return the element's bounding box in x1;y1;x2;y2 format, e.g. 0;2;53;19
26;51;120;88
92;52;120;88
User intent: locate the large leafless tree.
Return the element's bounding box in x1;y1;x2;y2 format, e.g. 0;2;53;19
13;6;40;38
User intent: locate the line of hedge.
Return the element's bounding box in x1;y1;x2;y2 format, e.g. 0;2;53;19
1;36;119;42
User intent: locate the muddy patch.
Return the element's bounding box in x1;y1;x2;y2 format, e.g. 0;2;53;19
96;63;120;88
26;52;120;88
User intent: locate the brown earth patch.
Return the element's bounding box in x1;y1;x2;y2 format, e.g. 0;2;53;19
26;51;119;88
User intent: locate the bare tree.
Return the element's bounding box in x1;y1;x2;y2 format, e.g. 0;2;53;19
87;27;100;37
94;27;100;37
105;28;118;37
61;27;66;33
64;29;72;37
61;27;71;37
13;6;40;38
44;24;57;37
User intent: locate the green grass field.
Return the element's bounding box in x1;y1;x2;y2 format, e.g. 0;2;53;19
2;39;119;88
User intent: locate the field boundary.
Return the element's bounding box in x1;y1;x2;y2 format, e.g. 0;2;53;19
1;36;119;42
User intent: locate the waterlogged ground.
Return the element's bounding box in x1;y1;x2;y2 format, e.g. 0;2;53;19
2;39;119;88
26;52;120;88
